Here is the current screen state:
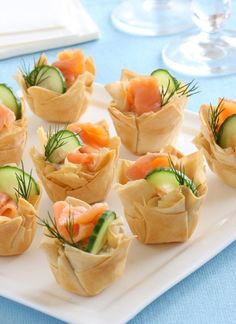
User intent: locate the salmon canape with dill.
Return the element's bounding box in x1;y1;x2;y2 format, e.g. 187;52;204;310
115;146;207;244
15;49;95;123
40;197;132;296
30;120;120;203
105;69;198;155
194;98;236;188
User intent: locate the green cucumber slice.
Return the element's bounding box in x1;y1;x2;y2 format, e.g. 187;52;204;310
87;210;116;254
29;65;66;94
0;83;21;119
151;69;178;93
0;166;40;201
217;114;236;149
145;167;197;195
45;130;83;164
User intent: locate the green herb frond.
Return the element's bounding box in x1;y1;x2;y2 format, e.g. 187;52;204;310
38;210;85;250
44;126;74;161
168;156;198;196
14;161;33;201
161;80;199;106
20;58;49;87
207;98;224;141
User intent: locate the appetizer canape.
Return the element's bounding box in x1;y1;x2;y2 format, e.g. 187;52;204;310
40;197;132;296
115;146;207;244
194;98;236;188
15;49;95;123
30;120;120;203
105;69;198;155
0;84;27;165
0;164;41;256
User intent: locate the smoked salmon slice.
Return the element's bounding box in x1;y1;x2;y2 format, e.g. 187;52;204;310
217;98;236;131
0;192;17;217
0;104;15;131
127;77;162;116
53;201;108;242
126;153;173;181
67;122;109;148
53;49;96;88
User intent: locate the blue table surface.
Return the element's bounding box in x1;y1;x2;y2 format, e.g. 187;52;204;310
0;1;236;323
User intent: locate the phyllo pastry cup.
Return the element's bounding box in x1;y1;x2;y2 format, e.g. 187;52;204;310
105;69;188;155
30;121;120;203
15;51;95;123
0;99;27;165
0;166;41;256
40;197;132;296
194;101;236;188
115;147;207;244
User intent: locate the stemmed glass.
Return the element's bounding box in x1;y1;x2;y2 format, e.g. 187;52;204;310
111;0;193;36
162;0;236;76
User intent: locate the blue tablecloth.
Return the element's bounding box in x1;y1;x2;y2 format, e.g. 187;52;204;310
0;1;236;323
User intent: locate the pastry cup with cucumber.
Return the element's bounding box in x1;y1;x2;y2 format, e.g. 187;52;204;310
0;84;27;165
115;146;207;244
30;120;120;203
105;69;198;155
15;49;95;123
40;196;132;296
0;164;41;256
194;98;236;189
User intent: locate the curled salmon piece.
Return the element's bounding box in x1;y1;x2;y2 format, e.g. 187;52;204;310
67;122;109;148
53;201;108;243
53;49;96;87
0;104;15;131
127;77;161;116
217;98;236;131
126;153;177;181
0;192;17;217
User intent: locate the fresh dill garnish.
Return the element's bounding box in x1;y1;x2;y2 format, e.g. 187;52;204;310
161;80;199;106
20;57;50;88
44;126;77;161
168;156;198;196
207;98;224;142
14;161;33;201
38;210;86;250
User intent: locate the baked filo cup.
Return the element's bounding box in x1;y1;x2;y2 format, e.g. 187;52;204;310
40;197;132;296
194;98;236;188
115;146;207;244
105;69;196;155
0;84;27;165
0;165;41;256
30;120;120;203
15;49;95;123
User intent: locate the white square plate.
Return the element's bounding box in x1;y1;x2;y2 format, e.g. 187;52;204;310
0;84;235;324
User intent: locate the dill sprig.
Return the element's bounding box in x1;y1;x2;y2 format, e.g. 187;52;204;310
38;210;86;250
14;161;33;201
207;98;224;142
161;80;199;106
20;58;50;88
44;126;76;161
168;156;198;196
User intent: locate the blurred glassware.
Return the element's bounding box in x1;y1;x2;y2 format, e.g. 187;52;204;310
162;0;236;76
111;0;193;36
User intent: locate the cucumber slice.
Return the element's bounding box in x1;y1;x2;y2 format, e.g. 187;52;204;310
45;130;83;164
29;65;66;94
145;167;197;195
87;210;116;254
0;83;21;119
151;69;178;93
0;166;40;201
217;114;236;149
